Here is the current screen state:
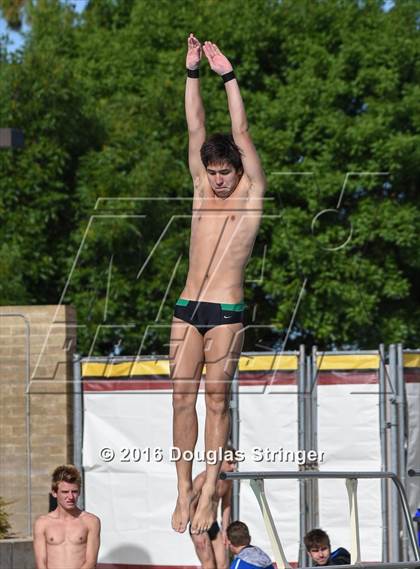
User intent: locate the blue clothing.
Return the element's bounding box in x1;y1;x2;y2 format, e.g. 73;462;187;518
329;547;351;565
229;545;275;569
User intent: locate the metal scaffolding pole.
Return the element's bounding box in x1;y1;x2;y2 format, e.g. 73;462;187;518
73;353;84;509
390;344;401;560
346;478;361;563
298;344;307;567
309;347;319;530
250;478;292;569
379;343;390;562
397;343;408;561
230;369;240;521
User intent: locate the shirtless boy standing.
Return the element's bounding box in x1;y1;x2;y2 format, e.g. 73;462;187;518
33;465;100;569
171;34;265;535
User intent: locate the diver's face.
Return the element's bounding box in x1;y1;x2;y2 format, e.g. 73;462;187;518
206;162;242;198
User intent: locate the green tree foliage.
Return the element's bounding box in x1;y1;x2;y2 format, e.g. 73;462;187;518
0;0;25;30
0;0;419;353
0;496;11;538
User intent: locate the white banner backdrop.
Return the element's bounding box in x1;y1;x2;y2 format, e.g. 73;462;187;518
83;368;386;566
406;382;420;532
84;388;207;565
83;378;302;566
236;383;300;563
318;381;382;561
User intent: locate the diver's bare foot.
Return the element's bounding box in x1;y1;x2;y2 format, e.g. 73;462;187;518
190;489;217;534
172;492;192;533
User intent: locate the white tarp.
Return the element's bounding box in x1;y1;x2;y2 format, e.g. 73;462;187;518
235;383;300;563
406;382;420;527
84;389;207;565
83;376;302;566
318;381;382;561
82;365;386;567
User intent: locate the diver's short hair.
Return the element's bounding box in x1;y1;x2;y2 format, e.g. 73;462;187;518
200;133;243;172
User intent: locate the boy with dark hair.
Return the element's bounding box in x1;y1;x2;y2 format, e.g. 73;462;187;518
171;34;265;536
226;521;274;569
304;528;350;566
200;133;244;172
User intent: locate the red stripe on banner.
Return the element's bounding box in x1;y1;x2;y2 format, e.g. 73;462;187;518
83;372;297;391
317;372;378;385
84;373;378;391
84;380;173;391
238;372;296;386
405;371;420;383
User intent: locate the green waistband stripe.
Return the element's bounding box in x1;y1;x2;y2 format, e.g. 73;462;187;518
177;299;244;311
221;302;245;312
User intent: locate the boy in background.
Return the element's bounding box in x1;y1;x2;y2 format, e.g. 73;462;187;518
226;521;274;569
304;528;350;566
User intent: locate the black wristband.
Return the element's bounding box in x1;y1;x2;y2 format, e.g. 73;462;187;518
187;68;199;78
222;70;235;83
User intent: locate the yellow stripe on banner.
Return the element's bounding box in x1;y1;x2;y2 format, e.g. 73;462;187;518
238;354;298;371
82;360;170;377
82;354;298;378
316;354;380;370
403;354;420;368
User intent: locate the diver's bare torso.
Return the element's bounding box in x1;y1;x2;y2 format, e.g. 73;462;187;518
37;510;94;569
181;175;262;303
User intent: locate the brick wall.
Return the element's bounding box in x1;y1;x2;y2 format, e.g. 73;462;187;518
0;306;76;537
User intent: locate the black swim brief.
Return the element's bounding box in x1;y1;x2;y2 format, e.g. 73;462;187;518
189;520;220;541
174;298;244;336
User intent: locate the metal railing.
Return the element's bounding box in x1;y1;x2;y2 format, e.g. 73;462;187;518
220;470;420;569
318;561;420;569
